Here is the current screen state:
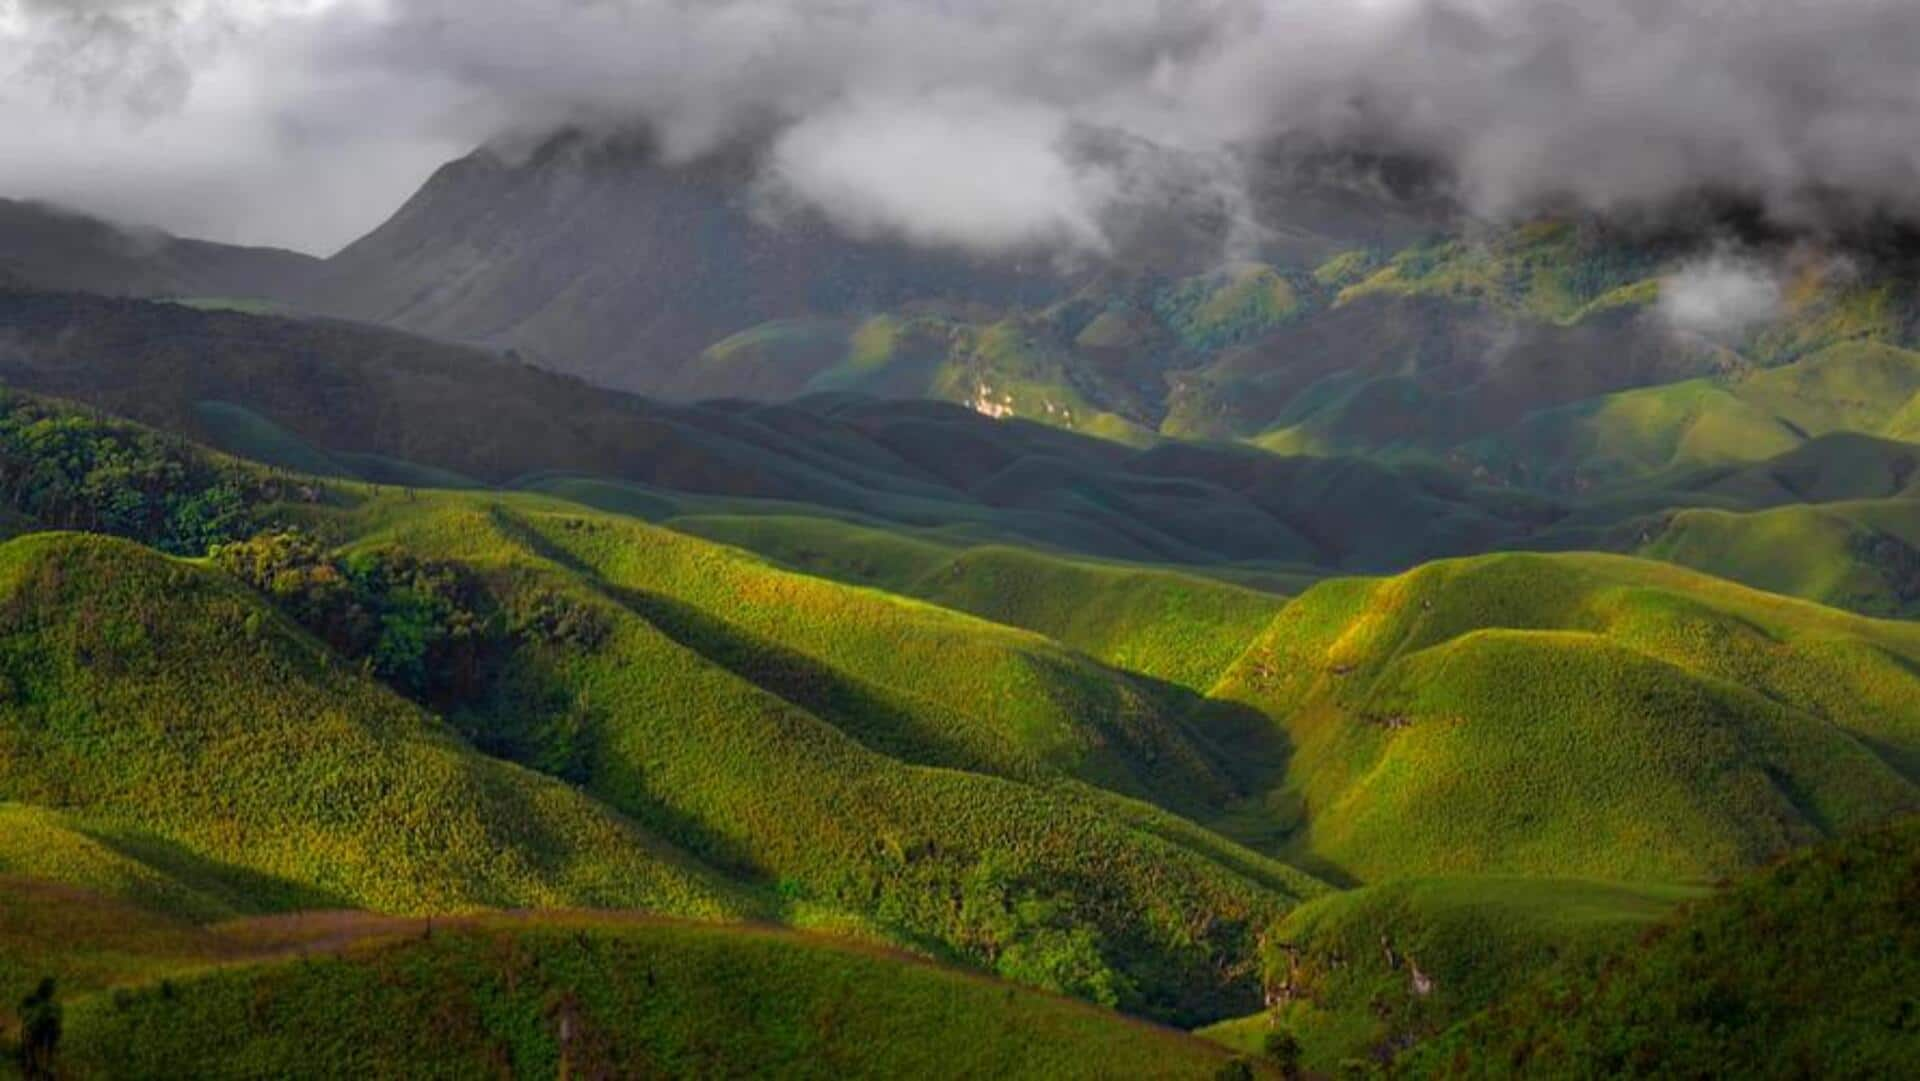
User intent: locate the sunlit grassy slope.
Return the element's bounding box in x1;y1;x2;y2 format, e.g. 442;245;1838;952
44;912;1251;1081
298;491;1323;1022
7;460;1914;1028
668;513;1290;691
1209;552;1920;882
0;532;754;920
1631;498;1920;618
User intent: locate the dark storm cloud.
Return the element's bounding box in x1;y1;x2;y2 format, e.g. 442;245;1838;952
5;1;1920;254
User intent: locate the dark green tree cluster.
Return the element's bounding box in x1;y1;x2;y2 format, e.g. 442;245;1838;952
0;395;259;554
215;530;607;706
958;855;1138;1010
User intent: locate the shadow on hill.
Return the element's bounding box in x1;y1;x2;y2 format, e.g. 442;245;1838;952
615;580;1029;776
483;503;1287;825
82;824;354;916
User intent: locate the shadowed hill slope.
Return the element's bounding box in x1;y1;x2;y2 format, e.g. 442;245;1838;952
305;133;1062;393
0;199;317;302
1400;815;1920;1079
0;288;1563;572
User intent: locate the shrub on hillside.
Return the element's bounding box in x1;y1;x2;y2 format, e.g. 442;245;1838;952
0;395;263;554
215;530;607;707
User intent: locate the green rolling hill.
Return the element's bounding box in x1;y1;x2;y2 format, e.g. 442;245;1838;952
1400;815;1920;1078
0;532;753;920
1199;875;1705;1074
14;904;1253;1081
1208;552;1920;882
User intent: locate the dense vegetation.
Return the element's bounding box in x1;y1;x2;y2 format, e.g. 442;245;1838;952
212;529;605;706
1200;877;1701;1074
0;392;270;555
41;914;1250;1081
1399;817;1920;1078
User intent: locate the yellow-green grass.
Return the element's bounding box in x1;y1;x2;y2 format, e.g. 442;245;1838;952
1401;815;1920;1078
1155;264;1305;352
1199;876;1701;1074
1332;225;1665;327
1312;250;1378;289
1683;431;1920;507
1470;342;1920;491
667;513;1287;691
53;914;1260;1081
0;532;754;919
289;491;1324;1021
0;804;258;923
931;319;1158;446
1469;379;1802;489
374;496;1254;805
1634;499;1920;618
1209;552;1920;883
1750;277;1910;365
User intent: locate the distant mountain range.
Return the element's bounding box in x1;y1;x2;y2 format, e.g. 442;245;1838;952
0;197;319;302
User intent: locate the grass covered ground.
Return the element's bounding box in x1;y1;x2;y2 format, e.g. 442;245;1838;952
1199;876;1702;1074
0;532;755;919
1399;815;1920;1078
40;913;1255;1081
1631;499;1920;619
667;513;1290;691
0;371;1913;1073
1464;342;1920;491
1209;552;1920;883
286;491;1323;1023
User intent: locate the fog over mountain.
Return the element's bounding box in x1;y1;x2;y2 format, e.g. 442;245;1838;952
5;1;1920;254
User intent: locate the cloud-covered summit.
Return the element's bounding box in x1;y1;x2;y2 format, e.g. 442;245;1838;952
6;1;1920;255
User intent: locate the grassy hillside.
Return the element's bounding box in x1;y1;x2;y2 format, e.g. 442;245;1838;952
1630;499;1920;618
1209;552;1920;882
1466;342;1920;491
40;912;1254;1081
275;491;1322;1022
0;532;752;919
1199;876;1701;1074
668;513;1290;691
1400;815;1920;1078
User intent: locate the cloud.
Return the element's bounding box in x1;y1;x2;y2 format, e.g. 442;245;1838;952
6;1;1920;255
1658;256;1784;339
761;93;1114;257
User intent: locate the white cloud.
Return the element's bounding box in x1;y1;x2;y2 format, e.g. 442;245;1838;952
764;93;1112;257
1658;256;1783;338
7;2;1920;254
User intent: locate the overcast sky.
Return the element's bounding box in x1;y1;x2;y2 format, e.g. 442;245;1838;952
5;1;1920;256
